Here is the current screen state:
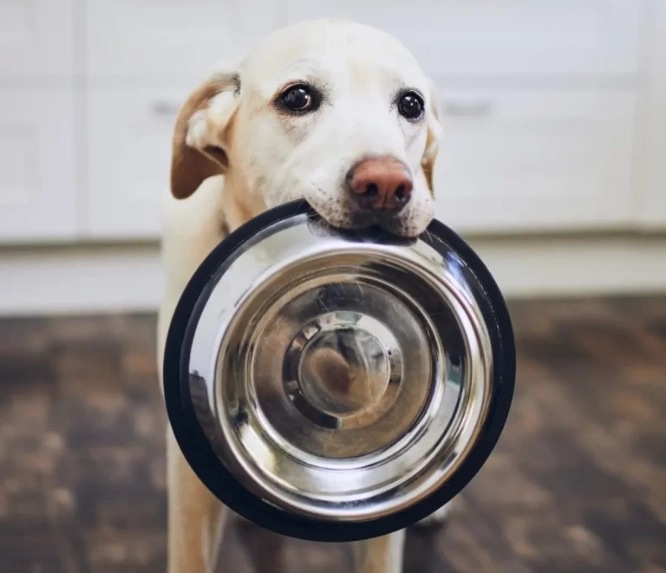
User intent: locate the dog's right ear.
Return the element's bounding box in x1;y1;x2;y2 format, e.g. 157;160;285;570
170;67;241;199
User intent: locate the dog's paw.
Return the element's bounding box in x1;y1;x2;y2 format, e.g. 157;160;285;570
413;503;452;529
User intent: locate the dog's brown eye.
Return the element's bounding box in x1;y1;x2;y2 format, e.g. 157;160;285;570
282;85;314;112
398;92;424;120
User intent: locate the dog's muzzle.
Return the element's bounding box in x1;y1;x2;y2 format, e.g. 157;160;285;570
163;200;515;543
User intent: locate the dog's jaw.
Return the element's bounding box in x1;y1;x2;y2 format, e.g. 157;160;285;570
258;164;435;238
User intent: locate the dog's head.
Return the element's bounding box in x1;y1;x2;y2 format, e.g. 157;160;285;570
170;19;442;237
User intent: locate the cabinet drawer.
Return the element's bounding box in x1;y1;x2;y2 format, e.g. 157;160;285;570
85;0;275;78
85;87;190;238
433;90;636;233
284;0;644;77
0;90;78;242
0;0;74;77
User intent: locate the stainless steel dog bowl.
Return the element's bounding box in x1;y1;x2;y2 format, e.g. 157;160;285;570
163;200;515;542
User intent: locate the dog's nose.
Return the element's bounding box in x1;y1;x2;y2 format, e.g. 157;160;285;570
347;157;413;211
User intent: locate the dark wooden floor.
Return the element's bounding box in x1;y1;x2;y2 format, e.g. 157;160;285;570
0;297;665;573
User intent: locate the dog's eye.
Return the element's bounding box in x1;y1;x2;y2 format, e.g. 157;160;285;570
398;92;425;120
281;85;316;112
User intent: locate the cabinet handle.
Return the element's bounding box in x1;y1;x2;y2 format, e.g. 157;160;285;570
150;100;181;117
442;100;494;117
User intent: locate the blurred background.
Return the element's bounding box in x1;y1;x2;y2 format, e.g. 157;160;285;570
0;1;664;572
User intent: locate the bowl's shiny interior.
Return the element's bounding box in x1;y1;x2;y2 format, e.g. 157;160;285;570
184;215;494;522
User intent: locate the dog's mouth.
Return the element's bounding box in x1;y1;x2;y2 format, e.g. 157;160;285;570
306;214;419;247
303;200;427;239
349;211;418;236
288;182;434;239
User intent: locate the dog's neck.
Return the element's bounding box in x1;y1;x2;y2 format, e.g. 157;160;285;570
219;169;267;234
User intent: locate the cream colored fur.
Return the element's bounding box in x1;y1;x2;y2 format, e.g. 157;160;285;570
157;19;447;573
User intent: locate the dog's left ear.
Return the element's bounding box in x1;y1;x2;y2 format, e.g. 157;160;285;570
170;65;242;199
420;79;442;193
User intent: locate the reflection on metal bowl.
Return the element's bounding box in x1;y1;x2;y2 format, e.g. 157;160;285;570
163;200;515;542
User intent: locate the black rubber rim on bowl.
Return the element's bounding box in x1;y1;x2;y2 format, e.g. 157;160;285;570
163;199;516;543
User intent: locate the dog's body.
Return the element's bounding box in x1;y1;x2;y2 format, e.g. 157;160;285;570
157;19;447;573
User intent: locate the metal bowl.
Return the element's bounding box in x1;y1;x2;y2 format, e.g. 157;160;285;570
163;200;515;542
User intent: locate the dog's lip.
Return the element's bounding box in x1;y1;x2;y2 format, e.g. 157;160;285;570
314;221;419;245
312;208;424;239
301;191;428;238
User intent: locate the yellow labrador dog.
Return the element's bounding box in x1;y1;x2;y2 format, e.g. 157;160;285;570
157;18;446;573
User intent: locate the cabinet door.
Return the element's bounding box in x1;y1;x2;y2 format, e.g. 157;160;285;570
86;0;275;78
283;0;643;77
432;91;636;233
640;188;666;229
638;0;666;229
0;90;78;243
85;87;190;238
0;0;74;77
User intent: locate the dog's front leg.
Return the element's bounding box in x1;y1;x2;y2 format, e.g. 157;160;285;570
167;427;227;573
353;530;406;573
158;179;234;573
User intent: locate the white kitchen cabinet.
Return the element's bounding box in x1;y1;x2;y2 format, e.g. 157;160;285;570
0;0;660;246
283;0;644;78
0;0;74;78
637;0;666;228
0;90;78;242
85;87;190;238
85;0;276;79
640;186;666;229
433;90;637;233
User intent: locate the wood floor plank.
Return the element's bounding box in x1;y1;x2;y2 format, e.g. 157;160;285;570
0;297;664;572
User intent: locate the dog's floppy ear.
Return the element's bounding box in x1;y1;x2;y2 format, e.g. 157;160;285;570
420;79;442;194
170;66;241;199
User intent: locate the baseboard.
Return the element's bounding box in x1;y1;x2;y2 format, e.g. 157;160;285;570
0;244;164;317
1;234;665;316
